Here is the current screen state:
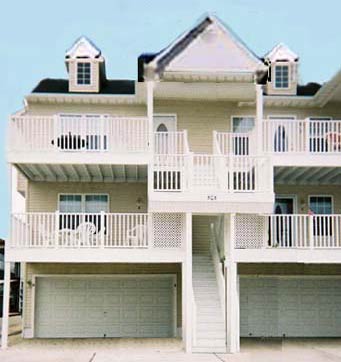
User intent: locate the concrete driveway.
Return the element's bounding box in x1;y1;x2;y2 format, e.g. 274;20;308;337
1;317;341;362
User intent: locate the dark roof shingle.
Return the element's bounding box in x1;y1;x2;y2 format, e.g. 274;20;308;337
32;78;135;95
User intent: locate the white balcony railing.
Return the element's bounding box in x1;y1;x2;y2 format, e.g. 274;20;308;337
235;214;341;249
263;119;341;154
215;131;255;156
10;212;186;251
153;154;271;193
9;115;149;153
154;131;189;154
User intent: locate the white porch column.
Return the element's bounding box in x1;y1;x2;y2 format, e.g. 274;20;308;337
255;84;264;156
147;80;155;196
225;262;240;353
182;212;192;353
225;213;240;353
1;262;11;349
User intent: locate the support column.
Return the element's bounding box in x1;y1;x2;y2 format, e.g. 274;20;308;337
225;213;240;353
1;262;11;349
182;212;192;353
226;262;239;353
255;84;264;156
147;80;155;196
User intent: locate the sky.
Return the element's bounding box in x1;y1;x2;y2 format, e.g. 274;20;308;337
0;0;340;239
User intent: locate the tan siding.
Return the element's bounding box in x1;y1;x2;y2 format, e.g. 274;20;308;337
24;263;182;332
27;181;147;213
192;215;215;254
155;100;256;153
275;185;341;214
239;263;341;275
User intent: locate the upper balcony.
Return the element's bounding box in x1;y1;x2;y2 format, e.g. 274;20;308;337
262;118;341;166
149;131;274;213
7;114;150;182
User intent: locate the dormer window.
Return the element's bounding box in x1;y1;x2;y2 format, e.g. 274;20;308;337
77;62;91;85
275;64;289;89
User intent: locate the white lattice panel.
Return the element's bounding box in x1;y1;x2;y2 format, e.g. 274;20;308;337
152;213;184;248
235;214;266;249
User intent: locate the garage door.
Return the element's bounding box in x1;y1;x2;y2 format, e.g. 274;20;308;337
240;277;341;337
35;275;176;338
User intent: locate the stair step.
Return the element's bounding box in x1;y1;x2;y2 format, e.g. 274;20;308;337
195;338;226;347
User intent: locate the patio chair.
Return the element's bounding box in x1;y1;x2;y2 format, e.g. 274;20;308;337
126;224;147;247
75;222;98;247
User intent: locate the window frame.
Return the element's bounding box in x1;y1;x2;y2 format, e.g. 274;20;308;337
231;115;256;133
274;63;290;89
58;193;110;213
76;61;92;86
308;195;334;215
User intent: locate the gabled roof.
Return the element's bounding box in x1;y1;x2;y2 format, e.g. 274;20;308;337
142;14;266;80
264;43;298;63
65;36;101;59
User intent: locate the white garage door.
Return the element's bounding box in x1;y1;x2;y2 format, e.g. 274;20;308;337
35;275;176;338
240;277;341;337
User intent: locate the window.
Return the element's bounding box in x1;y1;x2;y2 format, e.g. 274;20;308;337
274;65;289;88
232;117;255;133
309;196;333;237
59;194;109;230
232;117;255;155
77;62;91;85
309;196;333;215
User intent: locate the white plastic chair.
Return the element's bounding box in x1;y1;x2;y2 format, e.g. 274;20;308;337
127;224;147;247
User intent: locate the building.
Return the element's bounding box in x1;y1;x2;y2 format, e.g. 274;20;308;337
2;14;341;353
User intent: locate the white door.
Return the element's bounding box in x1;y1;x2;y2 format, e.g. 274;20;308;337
35;275;176;338
240;277;341;337
154;115;177;154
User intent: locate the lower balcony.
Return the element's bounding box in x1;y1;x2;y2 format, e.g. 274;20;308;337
8;212;186;263
234;214;341;263
149;154;274;213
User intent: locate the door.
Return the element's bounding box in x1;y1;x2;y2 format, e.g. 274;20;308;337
269;116;296;153
154;115;177;154
273;197;294;247
240;277;341;337
35;275;176;338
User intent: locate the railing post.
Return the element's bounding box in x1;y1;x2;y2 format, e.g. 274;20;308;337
55;210;59;248
304;118;310;154
308;215;314;249
100;211;105;248
148;212;153;249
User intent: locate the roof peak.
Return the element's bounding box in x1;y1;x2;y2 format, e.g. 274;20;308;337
264;43;298;62
65;36;102;59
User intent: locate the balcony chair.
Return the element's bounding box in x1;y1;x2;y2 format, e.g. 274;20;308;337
126;224;147;247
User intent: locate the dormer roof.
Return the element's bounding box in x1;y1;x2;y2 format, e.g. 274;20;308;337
264;43;299;63
65;36;101;59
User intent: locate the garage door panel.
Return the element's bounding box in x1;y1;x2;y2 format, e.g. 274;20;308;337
35;276;175;338
241;277;341;337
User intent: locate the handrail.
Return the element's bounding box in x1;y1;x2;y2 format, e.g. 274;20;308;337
209;222;225;319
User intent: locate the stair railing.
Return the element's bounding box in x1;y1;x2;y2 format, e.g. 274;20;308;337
209;221;226;320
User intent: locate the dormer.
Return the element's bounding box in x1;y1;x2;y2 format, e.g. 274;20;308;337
65;36;105;93
264;43;299;96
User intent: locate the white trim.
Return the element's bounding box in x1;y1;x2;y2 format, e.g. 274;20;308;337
275;194;298;214
32;274;177;338
308;195;334;214
267;115;297;120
